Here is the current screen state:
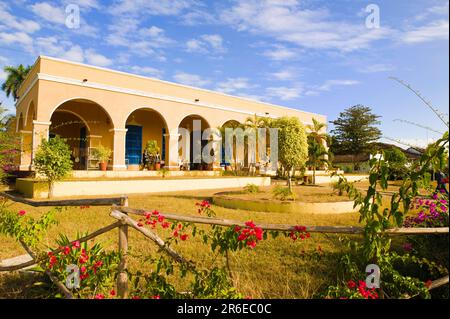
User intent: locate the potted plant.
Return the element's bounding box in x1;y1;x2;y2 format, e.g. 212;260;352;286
92;144;112;171
144;140;160;170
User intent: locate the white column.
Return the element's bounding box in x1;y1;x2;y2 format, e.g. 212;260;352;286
31;121;51;170
165;129;181;170
110;128;128;171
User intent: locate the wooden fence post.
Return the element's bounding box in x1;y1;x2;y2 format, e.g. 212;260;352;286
117;195;129;299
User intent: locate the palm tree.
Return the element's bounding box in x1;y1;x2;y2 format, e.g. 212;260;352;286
306;118;328;145
307;136;329;184
244;114;272;167
2;65;32;101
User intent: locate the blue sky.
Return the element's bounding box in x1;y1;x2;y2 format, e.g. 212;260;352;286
0;0;448;148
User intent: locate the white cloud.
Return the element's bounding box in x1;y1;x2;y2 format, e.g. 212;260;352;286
66;0;101;9
221;0;392;52
129;66;163;78
271;69;297;81
0;31;34;51
215;77;256;94
266;86;302;101
173;72;211;88
109;0;194;16
60;45;84;63
0;3;40;33
30;2;66;25
263;45;299;61
186;34;226;54
106;19;172;60
318;79;360;91
358;64;394;73
85;49;112;67
402;20;449;43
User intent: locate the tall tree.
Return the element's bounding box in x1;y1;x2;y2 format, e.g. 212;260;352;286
1;64;32;101
330;105;382;167
273;116;308;191
306;118;328;145
307;136;329;185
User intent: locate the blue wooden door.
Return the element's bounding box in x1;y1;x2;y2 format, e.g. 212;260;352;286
125;125;142;165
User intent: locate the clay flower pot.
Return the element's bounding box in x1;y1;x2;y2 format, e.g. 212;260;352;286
99;162;108;171
155;162;161;170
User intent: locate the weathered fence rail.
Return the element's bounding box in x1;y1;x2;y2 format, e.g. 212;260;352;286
0;191;125;207
1;194;449;299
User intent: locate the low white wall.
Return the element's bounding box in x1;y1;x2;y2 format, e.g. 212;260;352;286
36;177;271;198
71;170;221;178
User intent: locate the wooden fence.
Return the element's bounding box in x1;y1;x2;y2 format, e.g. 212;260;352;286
0;193;448;299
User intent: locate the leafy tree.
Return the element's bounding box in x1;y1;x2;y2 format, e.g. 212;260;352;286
1;65;32;101
330;105;382;168
273;117;308;191
384;148;407;180
33;136;73;198
0;103;20;182
307;137;329;184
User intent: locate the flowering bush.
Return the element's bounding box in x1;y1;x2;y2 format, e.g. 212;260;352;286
43;234;120;299
327;280;379;299
404;192;448;228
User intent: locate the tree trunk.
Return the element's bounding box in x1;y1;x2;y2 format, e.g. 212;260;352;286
48;182;54;199
287;170;292;192
313;166;316;185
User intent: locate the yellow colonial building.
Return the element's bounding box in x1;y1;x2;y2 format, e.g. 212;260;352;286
15;56;326;173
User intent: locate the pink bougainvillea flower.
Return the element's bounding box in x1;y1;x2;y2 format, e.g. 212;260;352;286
18;210;26;216
63;246;71;255
72;241;80;249
245;221;256;228
161;222;170;229
402;243;413;252
94;294;105;299
152;210;159;215
246;240;257;248
347;280;357;289
152;295;161;299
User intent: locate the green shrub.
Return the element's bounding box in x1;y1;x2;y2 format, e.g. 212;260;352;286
33;136;73;198
243;183;260;194
272;185;296;201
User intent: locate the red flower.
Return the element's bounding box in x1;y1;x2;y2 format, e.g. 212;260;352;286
234;226;241;232
157;215;165;222
72;241;80;249
180;234;188;241
49;256;57;268
18;210;26;216
173;230;179;237
79;254;89;264
347;280;357;289
110;289;116;297
246;240;256;248
152;210;159;215
80;266;87;273
245;221;256;228
63;246;71;255
152;295;161;299
137;222;144;227
425;280;433;289
94;294;105;299
161;222;170;229
131;296;141;299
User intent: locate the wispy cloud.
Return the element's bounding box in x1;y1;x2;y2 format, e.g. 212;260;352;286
0;2;40;33
266;86;303;101
358;63;394;73
186;34;226;54
173;72;211;88
221;0;392;52
402;20;449;43
215;77;256;94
